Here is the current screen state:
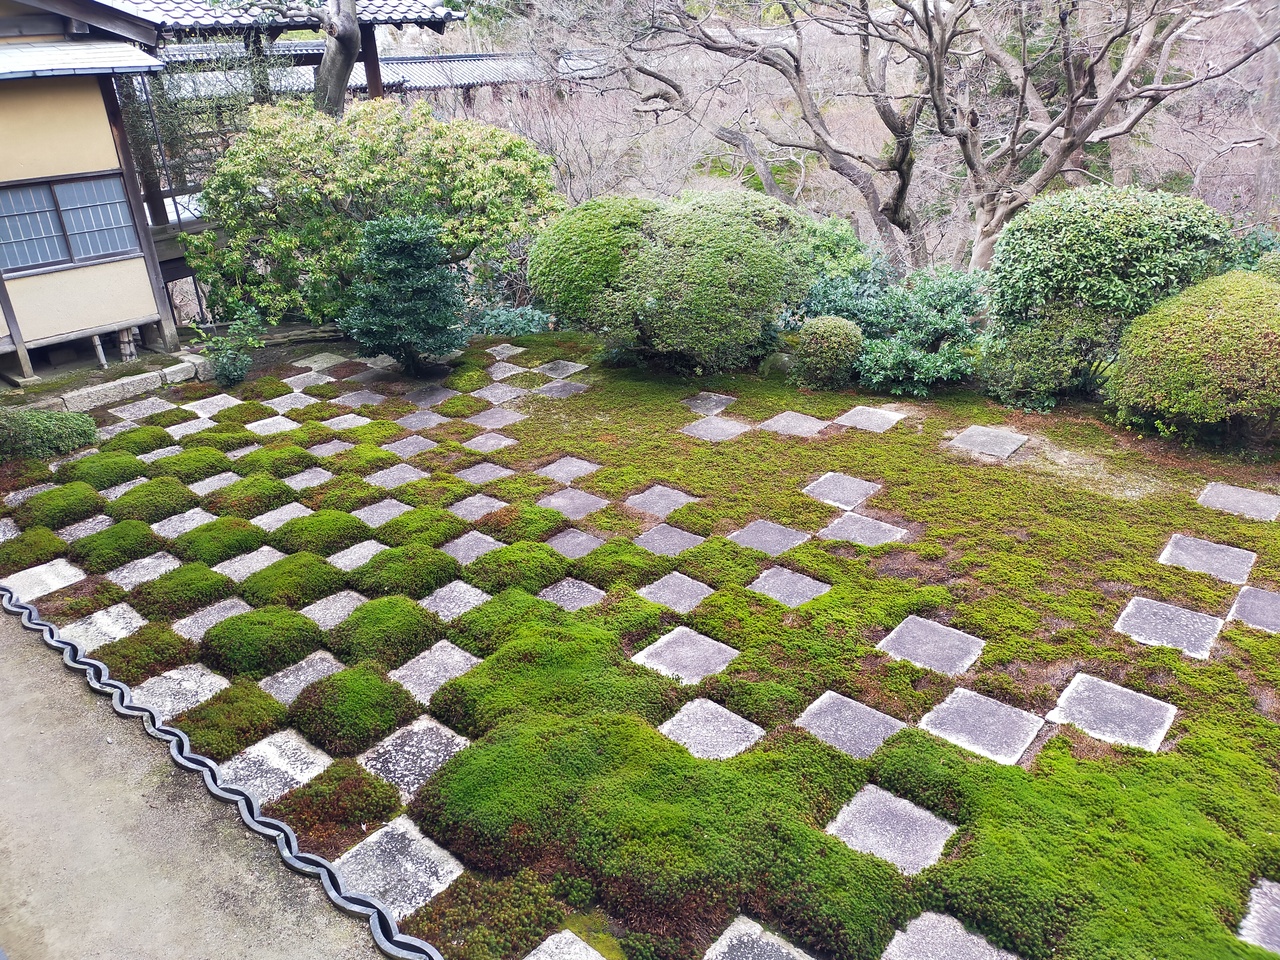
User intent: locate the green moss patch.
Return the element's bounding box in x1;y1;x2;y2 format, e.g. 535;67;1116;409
105;477;198;524
571;539;675;590
289;663;422;756
146;446;234;483
211;400;275;425
170;679;287;761
464;542;568;595
437;394;491;418
271;509;371;555
232;444;318;478
263;758;401;860
99;426;172;456
237;376;292;402
328;595;444;669
325;443;401;476
171;516;265;566
203;474;295;518
301;475;387;512
401;870;566;960
476;504;567;545
201;606;323;679
0;527;66;576
129;562;234;620
375;506;467;548
17;481;102;530
240;552;346;608
349;542;459;599
56;451;145;490
96;623;197;686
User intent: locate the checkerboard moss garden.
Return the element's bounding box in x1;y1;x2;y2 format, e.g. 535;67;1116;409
11;335;1280;960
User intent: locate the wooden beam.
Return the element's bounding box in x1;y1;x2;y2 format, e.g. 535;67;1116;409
25;0;159;46
360;22;383;99
0;274;37;381
0;14;64;37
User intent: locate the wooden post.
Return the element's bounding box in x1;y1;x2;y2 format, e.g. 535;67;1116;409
0;273;36;382
360;23;383;99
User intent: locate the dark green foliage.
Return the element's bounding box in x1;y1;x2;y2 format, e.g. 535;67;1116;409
571;539;675;590
238;376;292;401
69;519;163;574
979;305;1120;411
211;400;274;425
56;451;145;489
201;606;323;679
0;408;95;462
401;870;566;960
239;552;346;608
301;474;386;512
129;562;234;619
171;516;264;565
464;542;567;595
1259;250;1280;284
375;506;467;548
146;446;233;483
99;425;172;456
17;481;102;529
270;509;370;555
105;477;198;524
476;503;567;544
790;316;863;390
289;663;422;755
171;679;287;761
326;442;401;475
232;444;317;478
349;542;459;599
0;527;65;576
203;473;294;518
328;595;444;668
263;758;401;860
96;624;197;686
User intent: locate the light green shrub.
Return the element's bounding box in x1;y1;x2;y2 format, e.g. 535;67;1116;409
790;316;863;390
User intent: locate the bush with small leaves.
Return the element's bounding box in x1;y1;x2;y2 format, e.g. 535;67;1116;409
96;623;197;686
375;506;467;548
232;444;317;478
105;477;198;524
465;542;567;595
17;481;103;530
240;552;346;608
289;662;422;756
69;519;163;574
328;595;444;669
349;542;459;599
790;316;863;390
100;426;172;456
171;516;265;566
271;509;371;556
171;679;288;761
130;562;234;619
201;606;323;679
0;527;65;576
263;758;401;860
146;446;234;483
203;473;294;518
56;451;146;490
0;408;95;462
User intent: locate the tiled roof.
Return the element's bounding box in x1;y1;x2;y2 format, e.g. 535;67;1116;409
102;0;460;29
0;39;163;81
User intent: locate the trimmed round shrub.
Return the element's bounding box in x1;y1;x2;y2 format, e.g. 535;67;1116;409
0;527;65;576
465;542;567;595
262;758;401;859
171;516;265;565
1259;251;1280;284
375;506;467;548
328;595;444;668
790;316;863;390
202;606;323;679
232;444;317;478
130;562;234;619
271;510;371;555
349;542;459;599
288;663;422;756
105;476;198;524
1108;271;1280;441
17;481;102;530
96;623;197;686
99;425;172;456
69;519;163;574
0;409;95;461
203;473;294;518
240;552;346;608
146;446;233;483
979;304;1119;411
171;679;287;761
56;451;146;490
476;504;568;545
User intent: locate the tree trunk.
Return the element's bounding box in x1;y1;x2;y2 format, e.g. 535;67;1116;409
969;199;1005;271
315;0;361;117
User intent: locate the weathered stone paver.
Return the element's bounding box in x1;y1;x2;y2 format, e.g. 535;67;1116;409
681;392;735;417
486;343;526;360
537;359;588;379
367;464;428;489
56;514;113;543
101;477;146;501
360;715;469;801
283;370;334;390
472;383;528;405
524;930;607;960
659;698;764;759
1198;482;1280;521
398;410;451;430
463;432;518;453
535;380;589;398
188;471;240;496
5;482;57;507
309;439;354;458
878;616;985;676
536;457;601;484
0;517;18;544
152;507;217;539
758;411;829;437
265;392;317;413
407;385;459;408
635;523;705;556
226;443;263;460
1046;673;1176;752
441;531;504;565
353;499;413;527
247;415;298;437
455;463;515;485
168;418;218;440
1240;878;1280;953
3;559;87;607
881;912;1018;960
625;485;698;519
632;627;739;684
539;577;606;611
638;572;714;614
547;528;605;559
1230;586;1280;633
172;598;252;641
1158;533;1256;584
538;488;609;520
1113;596;1222;660
466;408;526;430
110;396;175;420
334;816;463;920
107;551;181;590
948;425;1028;460
213;546;287;582
328;540;388;573
421;581;490;622
97;420;138;441
818;513;908;546
390;640;482;705
183;394;241;418
300;590;368;629
728;520;810;557
251;503;313;532
796;691;906;759
132;663;229;723
335;389;386;408
919;688;1044;764
382;435;437;459
681;417;750;442
833;406;906;433
61;602;146;653
137;444;183;464
296;352;346;371
486;361;525;380
220;729;331;805
826;784;956;876
321;414;371;431
746;567;830;608
704;916;815;960
448;494;508;522
259;651;344;705
803;472;881;510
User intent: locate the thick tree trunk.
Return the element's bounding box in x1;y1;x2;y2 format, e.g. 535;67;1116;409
315;0;361;117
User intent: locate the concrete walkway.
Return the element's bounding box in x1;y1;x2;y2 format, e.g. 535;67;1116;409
0;613;379;960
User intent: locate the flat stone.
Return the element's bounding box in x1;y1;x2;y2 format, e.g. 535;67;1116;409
220;729;331;805
247;415;298;437
948;425;1028;460
226;444;262;461
728;520;811;557
162;361;196;384
55;514;113;543
259;650;344;705
5;482;57;507
1114;596;1222;660
182;394;241;418
637;571;714;614
321;414;372;431
353;499;413;528
173;598;253;641
167;418;217;440
634;523;704;557
1199;482;1280;522
296;352;347;371
539;577;606;611
132;663;229;723
440;531;504;565
391;639;481;705
547;528;605;560
448;493;508;522
329;539;388;572
360;715;470;801
300;590;368;629
137;444;183;464
107;551;181;590
658;698;764;760
1046;673;1176;752
833;406;907;433
383;435;437;459
455;462;515;485
250;503;312;532
881;912;1018;960
1158;533;1257;584
681;416;750;442
536;456;601;484
308;440;354;458
64;371;162;413
878;615;985;676
101;477;148;502
538;488;609;521
681;392;734;417
421;581;490;623
334;815;463;920
632;626;738;684
472;382;529;405
746;567;830;608
796;691;906;759
151;507;217;539
920;688;1044;764
803;472;882;510
525;931;607;960
61;602;146;653
826;784;956;876
367;464;429;489
50;449;97;474
282;371;334;390
397;410;451;430
486;343;526;359
1230;586;1280;633
213;546;287;582
97;420;138;441
366;355;397;369
486;361;525;380
406;385;459;408
0;517;18;544
758;411;829;437
625;485;698;519
704;917;815;960
1240;879;1280;953
817;513;907;546
466;408;526;430
537;360;588;379
463;432;517;453
265;392;318;413
335;389;386;408
534;380;589;399
283;467;335;491
109;396;175;420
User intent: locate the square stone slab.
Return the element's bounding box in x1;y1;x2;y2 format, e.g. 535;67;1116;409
98;420;138;442
110;396;175;420
472;382;529;405
681;392;735;417
296;352;347;371
56;514;113;543
705;916;815;960
658;698;764;760
632;626;739;684
878;615;985;676
283;371;334;390
131;663;229;723
247;415;298;437
758;411;829;437
1046;673;1176;752
818;513;908;546
547;528;605;560
637;572;714;614
536;456;601;484
151;507;217;539
213;546;287;582
421;581;491;622
406;385;459;408
446;494;506;522
367;464;428;489
948;425;1028;460
301;590;369;629
486;343;526;359
747;567;830;608
920;688;1044;764
833;406;907;433
625;485;698;519
525;931;608;960
635;523;705;557
539;577;606;611
826;784;956;876
333;815;463;920
1240;879;1280;953
102;477;147;501
189;471;240;496
466;408;527;430
486;361;525;380
455;463;516;485
537;359;588;379
107;551;181;590
681;417;751;442
227;444;263;460
173;598;253;642
265;392;318;413
62;602;147;653
538;488;609;521
881;913;1018;960
283;467;334;492
1230;586;1280;633
803;472;882;510
1199;482;1280;521
309;439;355;458
322;414;372;431
183;394;242;418
2;558;86;602
1113;596;1222;660
796;691;906;759
220;729;331;805
259;650;344;705
360;715;469;801
167;418;217;440
383;435;438;459
353;499;413;528
251;503;312;532
463;432;517;453
390;640;482;705
329;539;388;572
534;380;589;399
397;410;451;430
0;517;18;544
5;482;57;507
335;389;387;408
1158;533;1256;584
441;531;504;565
138;444;183;464
728;520;811;557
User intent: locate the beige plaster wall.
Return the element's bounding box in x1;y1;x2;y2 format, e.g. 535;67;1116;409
6;257;158;342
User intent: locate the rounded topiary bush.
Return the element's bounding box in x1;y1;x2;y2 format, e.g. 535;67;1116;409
96;624;197;686
171;516;265;565
129;562;235;619
790;316;863;390
289;663;422;756
202;606;323;679
327;595;444;668
271;510;371;555
240;551;346;608
105;476;199;524
68;519;163;574
56;451;146;490
17;481;102;530
349;542;459;599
